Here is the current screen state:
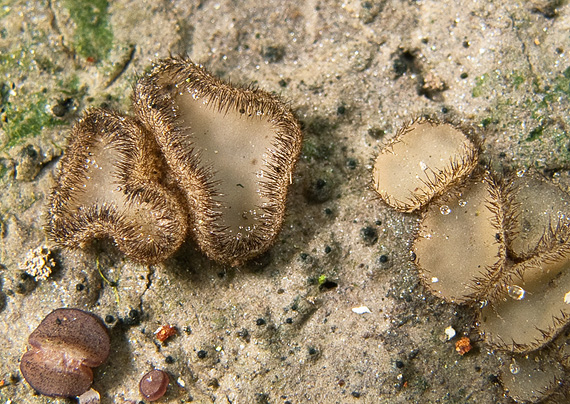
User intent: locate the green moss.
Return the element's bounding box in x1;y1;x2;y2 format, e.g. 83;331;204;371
1;92;63;152
62;0;113;61
526;125;544;141
471;73;489;98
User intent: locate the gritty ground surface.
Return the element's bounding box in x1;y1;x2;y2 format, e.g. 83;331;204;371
1;0;570;403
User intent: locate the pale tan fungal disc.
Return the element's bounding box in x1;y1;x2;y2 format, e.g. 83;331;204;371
479;225;570;352
133;56;303;266
46;109;188;264
497;350;564;403
413;174;505;303
373;119;478;213
505;172;570;260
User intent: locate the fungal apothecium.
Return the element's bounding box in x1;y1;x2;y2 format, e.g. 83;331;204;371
373;118;570;401
20;308;110;398
47;57;302;266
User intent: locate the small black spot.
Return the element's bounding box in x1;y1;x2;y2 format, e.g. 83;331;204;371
379;254;389;263
123;308;141;326
55;318;62;325
165;355;175;364
285;318;293;324
278;79;288;88
75;283;85;291
324;246;332;254
488;374;500;384
20;272;31;281
262;45;285;63
52;97;74;117
441;106;449;114
360;226;378;245
395;360;405;368
105;315;115;324
367;127;385;139
197;350;208;359
408;348;420;359
304;177;334;204
352;391;361;398
393;49;417;77
256;318;266;326
346;158;357;170
460;72;468;79
308;347;318;355
300;252;309;261
463;40;470;48
319;280;338;291
336;105;346;115
499;152;506;158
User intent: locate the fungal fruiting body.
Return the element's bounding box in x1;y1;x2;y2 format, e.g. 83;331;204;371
47;57;302;266
374;118;570;400
46;109;188;264
413;173;506;303
20;308;110;398
479;174;570;352
139;369;169;401
133;57;303;266
372;119;478;212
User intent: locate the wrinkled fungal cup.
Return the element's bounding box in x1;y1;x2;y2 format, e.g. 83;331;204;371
133;56;303;266
46;109;188;264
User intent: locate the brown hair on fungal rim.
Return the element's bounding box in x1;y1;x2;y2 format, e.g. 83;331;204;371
372;118;478;213
132;56;303;266
46;108;188;264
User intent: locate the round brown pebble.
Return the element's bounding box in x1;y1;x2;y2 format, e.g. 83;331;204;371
139;369;169;401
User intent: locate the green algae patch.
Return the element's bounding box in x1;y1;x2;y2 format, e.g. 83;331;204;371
62;0;113;62
0;92;64;152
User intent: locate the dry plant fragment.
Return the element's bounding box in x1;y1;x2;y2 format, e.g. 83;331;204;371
413;175;506;303
46;109;188;264
373;119;478;212
133;56;303;266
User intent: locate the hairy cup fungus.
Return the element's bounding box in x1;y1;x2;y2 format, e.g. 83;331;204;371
20;308;110;398
46;109;188;264
373;119;478;212
413;173;506;303
47;57;302;266
479;174;570;352
133;56;303;266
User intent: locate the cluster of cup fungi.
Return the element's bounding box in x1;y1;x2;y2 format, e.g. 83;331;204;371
46;56;303;267
20;55;570;401
373;118;570;402
19;57;303;401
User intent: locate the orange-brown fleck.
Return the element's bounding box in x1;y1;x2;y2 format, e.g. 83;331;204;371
455;336;472;355
155;324;177;342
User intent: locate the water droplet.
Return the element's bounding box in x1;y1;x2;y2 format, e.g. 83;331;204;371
516;169;526;178
440;205;451;215
419;161;428;171
458;199;467;207
507;285;526;300
431;277;439;283
510;359;520;374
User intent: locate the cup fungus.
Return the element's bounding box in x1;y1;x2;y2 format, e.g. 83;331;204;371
375;118;570;400
372;118;478;212
133;56;303;266
46;109;188;264
139;369;169;401
413;173;507;303
20;308;110;398
47;57;302;266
